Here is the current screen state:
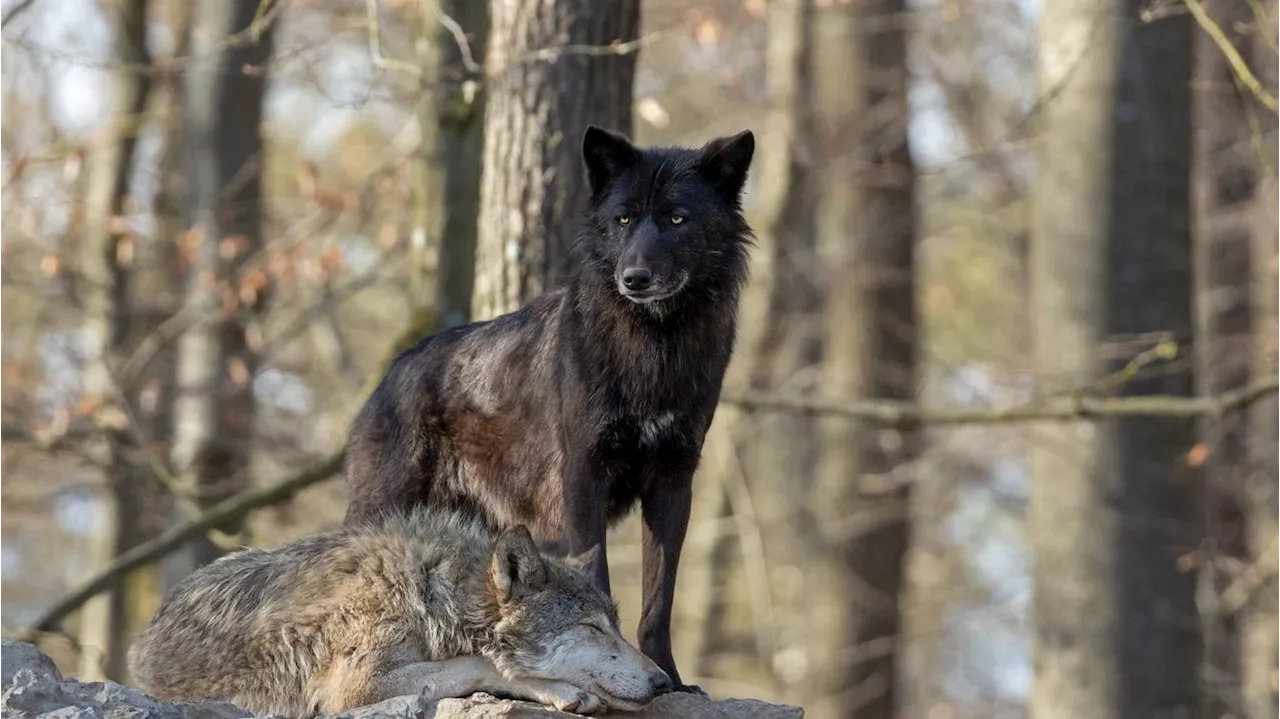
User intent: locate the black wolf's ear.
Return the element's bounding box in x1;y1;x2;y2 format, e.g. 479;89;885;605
583;125;639;195
564;545;602;577
698;130;754;204
490;526;548;600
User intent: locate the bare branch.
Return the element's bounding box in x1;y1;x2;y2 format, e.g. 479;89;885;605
721;376;1279;425
20;450;346;638
18;314;438;638
0;0;39;29
1222;536;1280;613
20;364;1273;639
437;10;482;74
1184;0;1279;112
364;0;422;76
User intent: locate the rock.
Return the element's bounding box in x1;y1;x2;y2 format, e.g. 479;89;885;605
342;693;804;719
3;641;252;719
3;641;803;719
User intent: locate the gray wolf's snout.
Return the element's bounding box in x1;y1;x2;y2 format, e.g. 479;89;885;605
649;671;673;694
621;267;653;292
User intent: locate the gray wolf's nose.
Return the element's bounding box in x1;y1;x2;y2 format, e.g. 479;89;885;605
649;671;673;694
622;267;653;291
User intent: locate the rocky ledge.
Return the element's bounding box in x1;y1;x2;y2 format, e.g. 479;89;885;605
2;641;802;719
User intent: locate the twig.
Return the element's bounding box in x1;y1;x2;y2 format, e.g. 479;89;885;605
19;315;435;639
20;451;346;638
19;366;1274;637
1221;536;1280;613
513;24;680;64
364;0;422;76
2;0;282;74
437;11;482;75
720;375;1278;425
711;417;780;683
0;0;38;28
1184;0;1279;112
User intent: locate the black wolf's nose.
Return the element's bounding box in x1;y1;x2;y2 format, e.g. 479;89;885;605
649;671;673;694
622;267;653;291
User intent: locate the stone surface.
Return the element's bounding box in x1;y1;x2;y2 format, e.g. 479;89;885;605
3;641;804;719
3;641;252;719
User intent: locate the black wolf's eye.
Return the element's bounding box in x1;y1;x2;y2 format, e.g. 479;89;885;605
670;215;685;225
617;215;631;226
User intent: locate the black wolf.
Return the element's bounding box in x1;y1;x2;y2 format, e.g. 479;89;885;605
344;126;754;692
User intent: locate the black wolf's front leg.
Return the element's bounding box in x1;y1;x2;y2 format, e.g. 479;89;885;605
639;470;698;693
563;455;612;594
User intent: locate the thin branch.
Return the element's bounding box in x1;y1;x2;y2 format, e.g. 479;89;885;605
1184;0;1279;112
20;315;435;638
720;375;1279;425
1221;536;1280;613
437;11;482;75
365;0;422;76
0;0;39;28
20;450;346;638
512;23;681;64
20;365;1274;638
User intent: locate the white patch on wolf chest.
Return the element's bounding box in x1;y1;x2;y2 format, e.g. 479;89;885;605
639;411;677;446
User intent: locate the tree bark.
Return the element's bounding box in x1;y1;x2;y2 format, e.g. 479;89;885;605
169;0;275;571
77;0;159;683
810;2;918;718
472;0;639;319
412;0;487;331
1190;1;1277;713
1029;2;1199;718
1243;5;1278;715
688;0;815;690
1187;4;1280;711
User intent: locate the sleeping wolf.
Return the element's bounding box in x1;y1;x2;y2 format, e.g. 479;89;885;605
127;508;670;718
345;126;755;691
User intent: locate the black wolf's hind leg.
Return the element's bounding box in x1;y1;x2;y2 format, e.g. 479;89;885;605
343;434;429;525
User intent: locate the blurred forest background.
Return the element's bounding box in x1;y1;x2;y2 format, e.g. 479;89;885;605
1;0;1277;718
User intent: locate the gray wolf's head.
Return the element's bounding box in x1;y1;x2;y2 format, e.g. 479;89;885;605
577;126;754;312
486;526;671;711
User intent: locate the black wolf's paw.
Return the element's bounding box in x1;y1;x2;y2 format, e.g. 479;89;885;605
673;683;707;697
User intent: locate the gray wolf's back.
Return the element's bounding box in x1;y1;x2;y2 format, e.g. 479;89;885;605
127;508;492;715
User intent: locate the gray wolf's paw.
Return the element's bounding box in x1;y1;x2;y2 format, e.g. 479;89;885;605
537;681;602;714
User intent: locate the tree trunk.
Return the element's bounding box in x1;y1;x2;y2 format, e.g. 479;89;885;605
1190;1;1277;713
169;0;275;571
1243;5;1278;716
1029;3;1199;718
1203;5;1280;711
810;2;918;717
411;0;487;331
472;0;639;319
688;0;816;690
744;0;823;695
77;0;157;682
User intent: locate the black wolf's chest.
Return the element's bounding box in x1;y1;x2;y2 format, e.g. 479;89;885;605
597;410;687;453
591;411;696;521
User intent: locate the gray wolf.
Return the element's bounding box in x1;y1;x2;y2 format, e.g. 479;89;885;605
343;126;755;692
127;508;670;718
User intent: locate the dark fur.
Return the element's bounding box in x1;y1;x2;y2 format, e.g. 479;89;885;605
344;127;754;690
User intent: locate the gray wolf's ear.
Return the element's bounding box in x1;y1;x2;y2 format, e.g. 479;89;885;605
564;545;602;577
490;526;548;600
583;125;639;196
698;130;754;203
